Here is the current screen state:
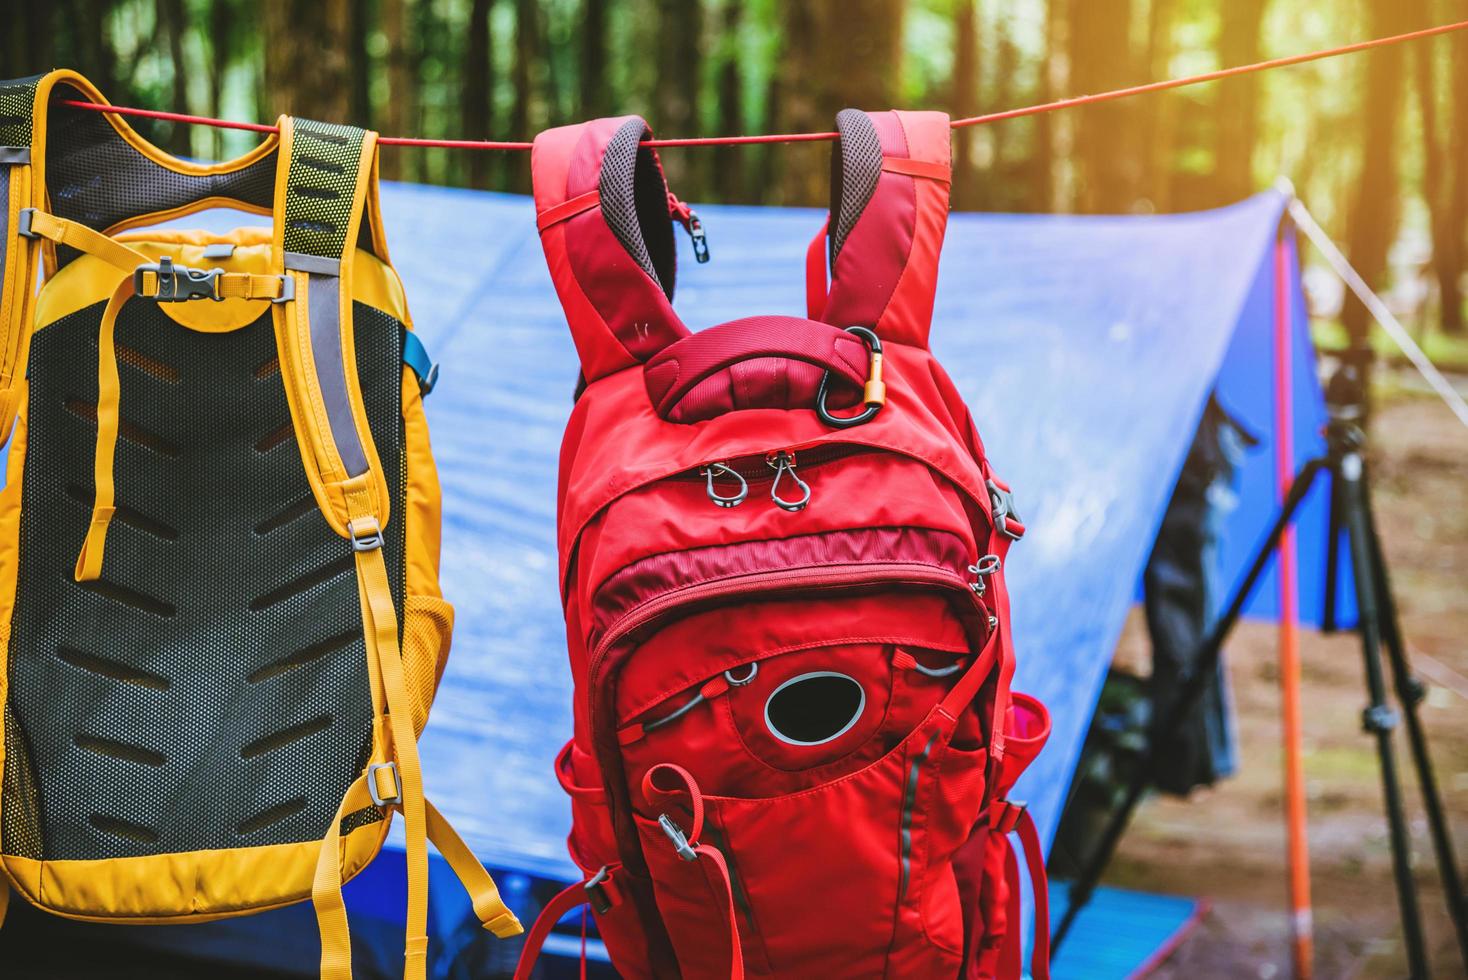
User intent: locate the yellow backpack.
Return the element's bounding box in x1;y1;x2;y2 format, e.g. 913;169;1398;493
0;70;520;976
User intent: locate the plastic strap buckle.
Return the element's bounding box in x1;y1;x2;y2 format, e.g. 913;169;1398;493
15;207;38;240
349;517;384;552
987;479;1024;540
135;257;224;302
990;798;1027;835
657;814;698;862
367;761;403;806
272;274;295;304
584;865;619;914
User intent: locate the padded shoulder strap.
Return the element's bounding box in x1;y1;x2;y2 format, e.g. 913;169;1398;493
271;116;391;537
531;116;689;383
815;109;951;350
0;73;43;439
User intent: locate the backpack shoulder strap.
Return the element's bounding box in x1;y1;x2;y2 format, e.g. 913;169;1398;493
272;119;525;977
810;109;951;351
531;116;689;383
270;115;392;537
0;72;50;439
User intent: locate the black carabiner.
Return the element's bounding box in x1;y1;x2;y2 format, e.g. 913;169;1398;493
817;325;884;429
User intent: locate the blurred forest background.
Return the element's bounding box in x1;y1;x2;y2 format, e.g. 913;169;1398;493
2;0;1466;357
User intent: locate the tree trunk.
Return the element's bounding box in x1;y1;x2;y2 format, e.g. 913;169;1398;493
379;0;415;180
157;0;192;156
208;0;237;158
653;0;704;191
1067;0;1135;213
580;0;610;119
347;0;372;132
508;0;543;192
950;0;980;210
1029;0;1060;212
1341;0;1415;370
1211;0;1268;205
1140;0;1179;212
713;0;745;202
464;0;495;188
1440;13;1468;334
774;0;907;206
263;0;351;122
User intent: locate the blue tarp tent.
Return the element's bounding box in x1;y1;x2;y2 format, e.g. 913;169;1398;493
4;185;1341;977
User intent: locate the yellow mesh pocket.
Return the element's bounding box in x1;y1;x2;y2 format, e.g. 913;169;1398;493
403;594;453;734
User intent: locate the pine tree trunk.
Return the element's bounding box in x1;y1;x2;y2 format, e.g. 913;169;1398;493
1440;18;1468;334
208;0;236;158
713;0;745;202
653;0;704;191
508;0;542;192
1067;0;1135;213
1141;0;1178;212
775;0;907;206
263;0;352;123
1030;0;1059;213
950;0;980;210
1341;0;1415;369
464;0;495;189
1211;0;1268;205
157;0;192;155
379;0;415;180
581;0;610;119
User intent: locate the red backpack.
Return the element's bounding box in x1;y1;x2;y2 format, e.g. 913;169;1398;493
514;109;1052;980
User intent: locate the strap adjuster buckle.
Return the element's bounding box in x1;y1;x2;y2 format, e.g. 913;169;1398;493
367;761;402;806
990;798;1027;834
135;257;224;302
987;479;1024;540
584;865;618;914
16;208;38;239
348;517;384;552
657;814;698;862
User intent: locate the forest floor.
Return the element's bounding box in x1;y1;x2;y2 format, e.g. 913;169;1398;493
1107;380;1468;979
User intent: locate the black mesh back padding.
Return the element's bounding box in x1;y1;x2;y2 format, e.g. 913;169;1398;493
0;76;42;148
43;92;278;268
598;118;676;299
830;109;883;264
4;301;405;860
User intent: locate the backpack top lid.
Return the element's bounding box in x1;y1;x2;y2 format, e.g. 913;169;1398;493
530;109;973;576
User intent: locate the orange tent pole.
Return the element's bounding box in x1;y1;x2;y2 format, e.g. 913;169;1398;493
1274;236;1314;978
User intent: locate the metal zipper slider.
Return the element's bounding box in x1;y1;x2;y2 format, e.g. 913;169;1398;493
767;450;811;512
701;461;748;508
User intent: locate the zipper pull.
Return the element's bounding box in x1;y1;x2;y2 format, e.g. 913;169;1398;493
766;450;811;512
700;461;748;508
668;191;710;264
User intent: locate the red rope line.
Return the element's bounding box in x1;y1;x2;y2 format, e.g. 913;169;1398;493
58;18;1468;152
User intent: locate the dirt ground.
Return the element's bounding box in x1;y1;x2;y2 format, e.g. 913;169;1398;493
1106;383;1468;979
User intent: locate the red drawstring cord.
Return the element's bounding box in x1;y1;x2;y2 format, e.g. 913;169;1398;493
54;18;1467;152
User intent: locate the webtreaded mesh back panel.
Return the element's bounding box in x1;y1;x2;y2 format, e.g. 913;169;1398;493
3;301;404;860
282;120;366;260
0;76;40;148
598;118;676;299
43;97;278;270
831;109;883;263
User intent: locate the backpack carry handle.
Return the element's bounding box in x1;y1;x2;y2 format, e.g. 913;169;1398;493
642;315;876;422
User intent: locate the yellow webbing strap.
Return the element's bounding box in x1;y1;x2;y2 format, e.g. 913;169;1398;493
72;275;131;581
312;492;520;979
425;798;522;939
23;210;287;300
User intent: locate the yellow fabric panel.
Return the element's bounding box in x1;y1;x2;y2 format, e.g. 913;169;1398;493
34;229;410;334
402;370;444;599
403;594;453;736
2;809;386;924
